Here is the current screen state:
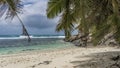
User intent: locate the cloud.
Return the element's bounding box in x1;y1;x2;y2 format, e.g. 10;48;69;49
24;14;57;29
0;20;21;35
0;0;64;35
22;0;47;16
23;14;64;35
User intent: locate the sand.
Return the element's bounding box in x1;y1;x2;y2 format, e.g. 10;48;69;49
0;46;120;68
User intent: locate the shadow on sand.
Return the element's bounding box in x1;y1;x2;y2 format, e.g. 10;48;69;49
70;50;120;68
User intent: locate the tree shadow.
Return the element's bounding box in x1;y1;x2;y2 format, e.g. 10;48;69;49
70;50;120;68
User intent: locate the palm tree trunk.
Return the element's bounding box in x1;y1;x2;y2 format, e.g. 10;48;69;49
4;0;31;42
80;0;89;46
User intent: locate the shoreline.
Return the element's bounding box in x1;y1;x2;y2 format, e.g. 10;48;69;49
0;46;120;68
0;45;77;57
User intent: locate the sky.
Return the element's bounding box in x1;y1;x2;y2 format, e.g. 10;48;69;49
0;0;64;35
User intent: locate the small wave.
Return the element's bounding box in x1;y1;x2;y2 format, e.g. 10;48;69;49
0;37;20;39
0;36;65;39
33;36;65;38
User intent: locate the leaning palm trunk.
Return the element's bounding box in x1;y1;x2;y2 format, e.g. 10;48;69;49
77;0;89;46
16;14;31;42
0;0;31;42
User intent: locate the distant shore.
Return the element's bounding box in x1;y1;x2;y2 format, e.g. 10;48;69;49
0;46;120;68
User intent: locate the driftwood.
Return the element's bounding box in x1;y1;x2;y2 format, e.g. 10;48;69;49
67;34;89;47
68;33;119;47
99;34;119;46
68;35;88;42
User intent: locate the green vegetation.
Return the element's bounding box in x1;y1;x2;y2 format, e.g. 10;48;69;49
0;0;31;41
47;0;120;46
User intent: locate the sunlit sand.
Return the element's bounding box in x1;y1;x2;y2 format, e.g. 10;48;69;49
0;46;120;68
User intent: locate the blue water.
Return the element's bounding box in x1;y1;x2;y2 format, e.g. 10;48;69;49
0;36;74;55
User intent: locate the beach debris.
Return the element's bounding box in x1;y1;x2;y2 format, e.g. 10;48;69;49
29;61;52;68
38;61;52;65
22;49;35;51
31;65;36;68
43;61;52;64
38;62;43;65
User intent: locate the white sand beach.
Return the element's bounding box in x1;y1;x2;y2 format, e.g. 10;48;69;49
0;46;120;68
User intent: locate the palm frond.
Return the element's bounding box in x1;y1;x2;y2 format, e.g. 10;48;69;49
47;0;65;18
4;0;22;22
0;0;23;19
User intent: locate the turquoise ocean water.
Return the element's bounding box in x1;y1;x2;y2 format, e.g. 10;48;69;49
0;35;74;55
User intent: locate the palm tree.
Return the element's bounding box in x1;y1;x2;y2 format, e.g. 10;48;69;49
47;0;76;40
47;0;120;46
46;0;91;44
0;0;31;42
86;0;120;45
